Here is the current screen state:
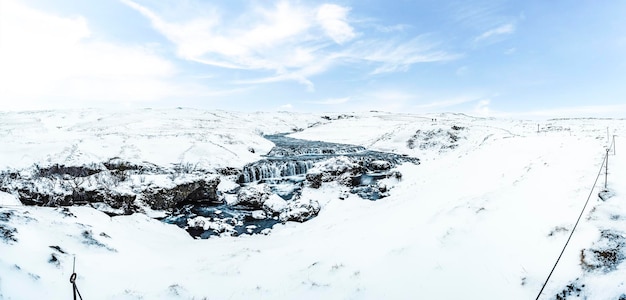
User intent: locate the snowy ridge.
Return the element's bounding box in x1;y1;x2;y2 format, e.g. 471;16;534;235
1;109;626;299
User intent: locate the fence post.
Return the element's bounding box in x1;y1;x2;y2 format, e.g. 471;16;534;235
605;148;609;190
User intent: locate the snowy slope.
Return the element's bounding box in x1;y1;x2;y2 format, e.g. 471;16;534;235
1;109;625;299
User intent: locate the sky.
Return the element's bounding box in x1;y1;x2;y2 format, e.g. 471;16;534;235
1;0;625;118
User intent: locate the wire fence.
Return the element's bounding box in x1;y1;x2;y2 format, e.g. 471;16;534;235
535;134;617;299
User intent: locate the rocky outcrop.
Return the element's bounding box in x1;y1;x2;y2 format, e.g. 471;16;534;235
1;131;420;239
0;161;222;214
303;156;404;200
406;125;467;151
143;178;221;210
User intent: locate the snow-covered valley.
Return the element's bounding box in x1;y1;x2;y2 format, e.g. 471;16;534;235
1;109;625;299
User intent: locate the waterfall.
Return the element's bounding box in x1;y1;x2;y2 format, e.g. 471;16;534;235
241;159;319;183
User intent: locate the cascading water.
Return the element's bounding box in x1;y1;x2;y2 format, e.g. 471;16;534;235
240;159;319;183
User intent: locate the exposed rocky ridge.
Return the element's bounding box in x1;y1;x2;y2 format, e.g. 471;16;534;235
407;125;467;152
0;131;421;238
0;159;221;215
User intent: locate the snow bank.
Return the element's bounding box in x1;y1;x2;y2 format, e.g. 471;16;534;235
0;192;20;206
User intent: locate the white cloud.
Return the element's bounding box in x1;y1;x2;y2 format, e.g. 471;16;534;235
0;0;215;110
473;99;491;116
123;1;458;89
475;23;515;42
316;4;356;44
345;37;460;75
369;90;416;102
122;0;318;71
375;24;410;33
277;103;294;111
413;96;483;111
307;97;350;105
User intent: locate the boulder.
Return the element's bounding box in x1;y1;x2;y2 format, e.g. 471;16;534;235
263;194;288;214
368;160;391;171
280;198;321;222
234;184;272;209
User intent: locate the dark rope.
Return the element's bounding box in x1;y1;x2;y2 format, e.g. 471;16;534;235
70;257;84;300
535;150;609;299
74;283;84;300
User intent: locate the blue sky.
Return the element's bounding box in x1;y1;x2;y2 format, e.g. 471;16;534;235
1;0;625;117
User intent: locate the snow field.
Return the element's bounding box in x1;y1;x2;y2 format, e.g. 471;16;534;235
0;109;625;299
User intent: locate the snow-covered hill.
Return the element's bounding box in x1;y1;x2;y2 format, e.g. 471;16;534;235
0;109;625;299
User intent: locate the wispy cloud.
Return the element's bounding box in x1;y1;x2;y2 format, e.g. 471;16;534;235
277;103;294;111
449;1;518;45
523;104;626;119
412;96;485;111
307;97;350;105
475;23;515;42
0;0;220;109
449;1;505;30
473;99;491;116
122;0;458;89
375;24;410;33
316;4;356;44
346;37;461;74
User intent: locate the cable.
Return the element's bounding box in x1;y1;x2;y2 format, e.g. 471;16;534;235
535;150;609;299
70;256;84;300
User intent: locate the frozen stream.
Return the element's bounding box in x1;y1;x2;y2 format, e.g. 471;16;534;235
164;133;419;238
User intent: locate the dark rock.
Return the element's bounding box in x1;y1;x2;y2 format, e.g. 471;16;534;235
48;254;60;266
0;211;13;222
451;125;465;131
217;167;241;176
306;173;323;188
49;245;66;253
16;186;137;211
555;279;585;300
580;230;626;272
144;178;221;210
367;160;391;171
56;207;75;218
0;224;17;244
37;164;102;178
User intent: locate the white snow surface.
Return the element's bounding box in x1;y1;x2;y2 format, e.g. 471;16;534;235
0;192;21;206
1;109;626;299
